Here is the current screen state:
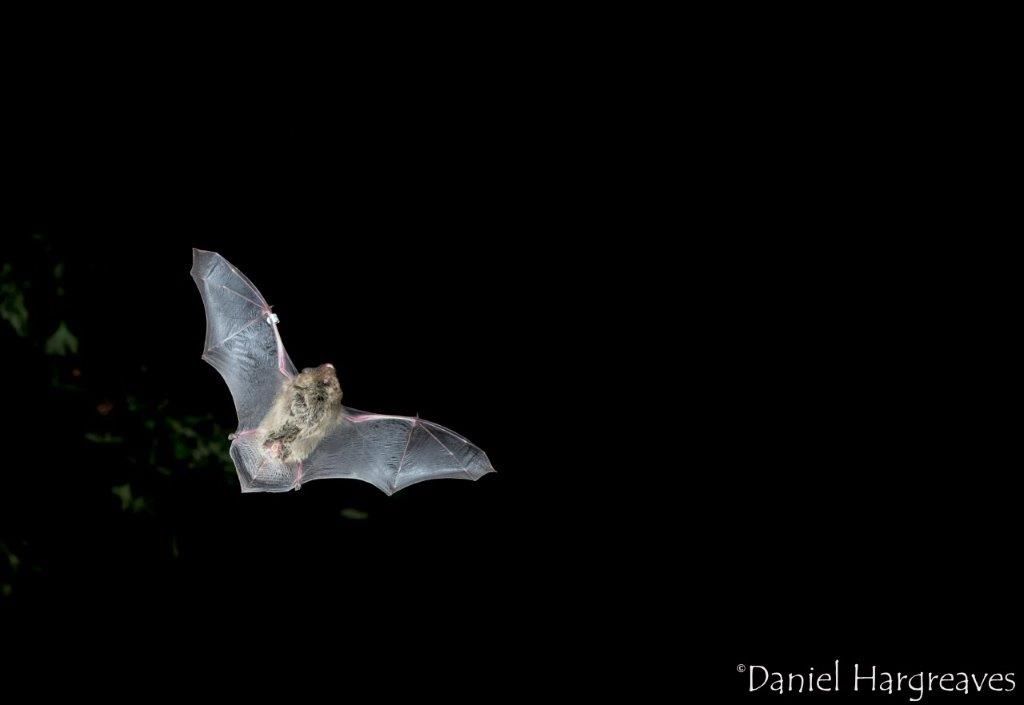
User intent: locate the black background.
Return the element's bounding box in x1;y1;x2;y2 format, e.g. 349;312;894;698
4;33;622;693
3;12;1019;700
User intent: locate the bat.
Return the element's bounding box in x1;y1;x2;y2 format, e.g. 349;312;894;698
190;248;495;494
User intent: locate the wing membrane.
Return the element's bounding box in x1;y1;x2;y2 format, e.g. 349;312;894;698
191;248;296;431
302;408;495;495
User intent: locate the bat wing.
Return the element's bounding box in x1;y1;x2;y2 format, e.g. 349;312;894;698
300;408;495;495
190;248;296;433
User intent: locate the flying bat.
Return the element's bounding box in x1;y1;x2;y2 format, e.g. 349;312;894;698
190;248;494;494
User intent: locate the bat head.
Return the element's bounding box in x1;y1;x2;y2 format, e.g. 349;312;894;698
297;363;343;401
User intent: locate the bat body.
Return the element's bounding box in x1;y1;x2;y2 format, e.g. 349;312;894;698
259;363;343;463
191;248;494;494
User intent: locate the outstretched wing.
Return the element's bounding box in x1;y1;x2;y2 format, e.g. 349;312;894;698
190;248;297;432
301;408;495;495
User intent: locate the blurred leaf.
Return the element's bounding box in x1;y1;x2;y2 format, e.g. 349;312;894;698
173;439;191;460
0;271;29;336
111;484;147;513
112;483;133;510
44;321;78;355
85;432;124;444
166;417;198;439
340;508;369;521
1;584;11;597
1;542;19;572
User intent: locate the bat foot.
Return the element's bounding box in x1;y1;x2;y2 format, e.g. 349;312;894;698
265;440;285;459
232;437;294;490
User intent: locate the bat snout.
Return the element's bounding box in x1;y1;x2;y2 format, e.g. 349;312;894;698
317;363;339;386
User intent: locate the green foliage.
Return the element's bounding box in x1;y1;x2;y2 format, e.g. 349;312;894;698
111;483;148;513
3;237;221;592
2;234;364;604
0;541;18;599
85;432;125;444
1;542;18;571
163;413;234;473
44;321;79;355
0;263;29;336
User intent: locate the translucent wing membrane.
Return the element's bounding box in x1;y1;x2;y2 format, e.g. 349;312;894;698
225;409;494;494
191;249;296;432
303;408;495;495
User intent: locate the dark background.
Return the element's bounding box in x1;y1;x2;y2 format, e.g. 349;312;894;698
4;43;624;691
3;14;1019;699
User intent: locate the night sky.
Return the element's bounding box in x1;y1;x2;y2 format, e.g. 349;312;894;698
5;77;600;688
4;17;1018;698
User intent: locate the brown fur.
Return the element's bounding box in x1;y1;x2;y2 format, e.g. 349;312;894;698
260;363;343;462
